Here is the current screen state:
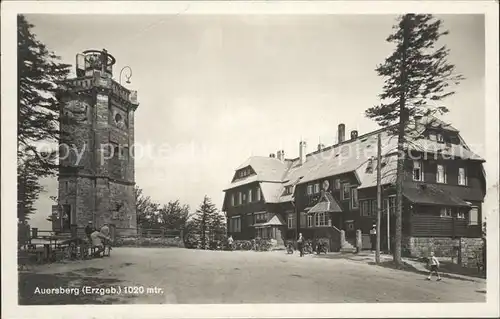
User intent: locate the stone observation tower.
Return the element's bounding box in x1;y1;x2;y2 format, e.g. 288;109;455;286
52;49;139;238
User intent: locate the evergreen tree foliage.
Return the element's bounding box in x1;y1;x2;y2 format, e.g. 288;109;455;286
17;156;44;221
17;15;79;220
187;196;226;250
366;14;463;265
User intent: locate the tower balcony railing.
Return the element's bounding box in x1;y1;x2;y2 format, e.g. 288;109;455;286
67;74;138;105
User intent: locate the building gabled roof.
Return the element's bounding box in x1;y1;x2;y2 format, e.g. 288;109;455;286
224;116;485;204
253;214;286;228
236;156;289;181
260;182;284;203
403;183;471;207
308;192;343;214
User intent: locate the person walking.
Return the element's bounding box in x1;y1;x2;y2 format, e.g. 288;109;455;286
369;224;377;252
297;233;304;257
426;252;442;281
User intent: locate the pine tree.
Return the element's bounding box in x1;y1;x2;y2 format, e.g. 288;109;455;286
189;196;222;250
17;156;44;221
17;15;79;221
366;14;463;265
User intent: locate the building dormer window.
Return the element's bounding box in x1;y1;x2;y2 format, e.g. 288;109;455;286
334;179;341;190
436;164;447;184
366;158;374;174
342;183;350;200
458;167;467;186
313;183;320;194
440;207;452;218
437;133;444;143
307;185;313;195
284;186;293;195
413;160;424;181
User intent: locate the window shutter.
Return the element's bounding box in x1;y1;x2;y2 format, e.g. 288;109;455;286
469;207;478;225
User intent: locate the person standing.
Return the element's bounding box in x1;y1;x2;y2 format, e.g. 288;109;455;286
227;235;234;251
297;233;304;257
370;224;377;252
426;252;442;281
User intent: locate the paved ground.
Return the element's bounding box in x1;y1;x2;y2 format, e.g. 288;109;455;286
18;247;486;304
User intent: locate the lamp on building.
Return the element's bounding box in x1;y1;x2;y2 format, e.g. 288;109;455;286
119;66;133;85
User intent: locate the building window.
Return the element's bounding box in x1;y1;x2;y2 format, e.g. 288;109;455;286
371;200;378;216
307;214;313;227
469;207;479;225
347;222;354;230
436;164;447;184
284;186;293;195
307;185;313;195
361;200;371;217
334;179;341;190
440;207;452;218
238;192;242;205
437;133;444;143
350;187;359;209
458;167;467;186
242;193;247;203
457;211;465;219
287;213;295;228
413;160;423;181
256;187;261;201
254;212;267;224
231;216;241;232
231;194;235;206
385;196;396;215
342;183;350;200
313;183;320;194
248;189;253;202
316;212;326;226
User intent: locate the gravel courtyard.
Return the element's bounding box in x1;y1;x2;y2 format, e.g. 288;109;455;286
19;247;486;304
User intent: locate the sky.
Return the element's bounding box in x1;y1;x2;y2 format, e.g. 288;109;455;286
23;14;496;230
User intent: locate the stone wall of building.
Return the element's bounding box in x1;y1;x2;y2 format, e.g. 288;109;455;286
109;181;137;236
402;236;460;258
75;177;94;226
402;236;485;269
459;237;484;268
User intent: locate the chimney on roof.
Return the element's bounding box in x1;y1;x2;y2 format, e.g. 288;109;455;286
338;124;345;144
277;150;285;162
350;130;358;140
299;141;307;165
317;143;325;151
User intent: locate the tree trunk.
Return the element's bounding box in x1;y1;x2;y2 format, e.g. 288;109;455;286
394;15;410;266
